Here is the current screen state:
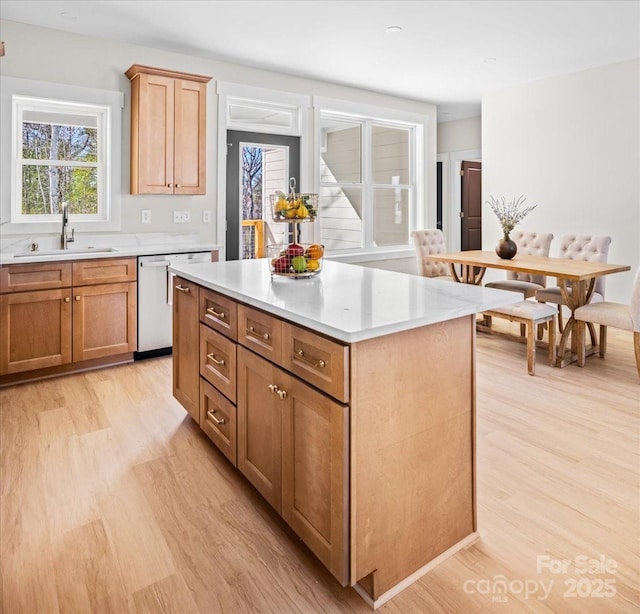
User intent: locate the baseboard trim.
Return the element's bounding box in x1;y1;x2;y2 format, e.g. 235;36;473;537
353;532;480;610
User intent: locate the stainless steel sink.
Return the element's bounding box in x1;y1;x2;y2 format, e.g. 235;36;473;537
14;247;119;257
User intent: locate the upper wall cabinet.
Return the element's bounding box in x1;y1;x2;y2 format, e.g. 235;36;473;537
125;65;212;195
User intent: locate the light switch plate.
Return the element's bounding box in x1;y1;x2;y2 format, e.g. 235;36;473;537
173;211;191;223
141;209;151;224
203;210;212;223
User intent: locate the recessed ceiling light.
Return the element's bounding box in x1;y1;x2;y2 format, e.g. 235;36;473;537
386;25;403;33
484;57;497;63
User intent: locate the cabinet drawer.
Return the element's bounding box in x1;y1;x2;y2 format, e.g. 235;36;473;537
200;324;237;403
1;262;72;293
237;304;283;363
200;378;237;466
72;258;137;285
282;323;349;403
200;288;237;340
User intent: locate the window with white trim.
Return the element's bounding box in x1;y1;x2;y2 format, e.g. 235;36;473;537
13;96;108;221
318;111;418;253
1;76;123;234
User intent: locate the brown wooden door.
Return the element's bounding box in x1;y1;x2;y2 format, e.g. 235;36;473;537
237;346;282;512
0;288;72;374
281;372;349;586
461;160;482;250
173;277;200;421
135;73;175;194
72;282;137;362
174;78;207;195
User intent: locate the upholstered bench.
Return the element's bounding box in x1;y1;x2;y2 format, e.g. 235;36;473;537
483;300;557;375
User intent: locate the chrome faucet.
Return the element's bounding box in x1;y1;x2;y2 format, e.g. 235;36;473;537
61;202;75;249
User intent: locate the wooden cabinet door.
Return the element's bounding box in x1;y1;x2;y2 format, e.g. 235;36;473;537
281;373;349;586
132;72;175;194
174;78;207;195
237;346;282;512
72;282;137;362
173;277;200;421
0;288;72;374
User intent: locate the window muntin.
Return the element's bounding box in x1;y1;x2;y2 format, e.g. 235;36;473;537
319;112;415;253
13;96;108;222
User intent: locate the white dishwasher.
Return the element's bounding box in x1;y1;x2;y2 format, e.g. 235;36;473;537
136;251;213;357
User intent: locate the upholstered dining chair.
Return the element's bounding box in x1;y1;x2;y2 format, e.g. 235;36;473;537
535;234;611;339
485;230;554;297
410;229;452;280
574;268;640;377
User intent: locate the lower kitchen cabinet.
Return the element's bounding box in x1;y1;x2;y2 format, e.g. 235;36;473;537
172;276;200;420
237;345;349;584
0;258;138;380
0;288;72;374
73;282;137;361
237;346;283;512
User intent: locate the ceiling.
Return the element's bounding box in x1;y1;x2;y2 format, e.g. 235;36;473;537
1;1;639;122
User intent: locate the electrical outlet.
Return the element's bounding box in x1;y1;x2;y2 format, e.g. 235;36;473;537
202;210;212;223
141;209;151;224
173;210;191;224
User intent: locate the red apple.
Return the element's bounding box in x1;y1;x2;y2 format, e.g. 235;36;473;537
286;243;305;257
273;256;291;273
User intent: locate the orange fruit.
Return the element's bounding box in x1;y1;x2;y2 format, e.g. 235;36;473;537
305;244;324;260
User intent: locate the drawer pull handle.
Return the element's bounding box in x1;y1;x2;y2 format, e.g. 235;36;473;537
207;353;225;366
207;409;225;425
296;348;326;368
175;284;190;293
206;307;225;319
247;326;270;341
277;389;287;400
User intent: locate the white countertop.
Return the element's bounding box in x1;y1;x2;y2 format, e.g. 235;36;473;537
0;233;222;264
169;259;520;343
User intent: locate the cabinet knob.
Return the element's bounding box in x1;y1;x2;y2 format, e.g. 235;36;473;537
75;296;81;301
168;183;174;188
175;184;181;188
64;297;70;303
277;389;287;400
268;383;278;393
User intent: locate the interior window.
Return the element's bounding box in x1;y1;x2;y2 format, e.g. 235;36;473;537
319;112;415;253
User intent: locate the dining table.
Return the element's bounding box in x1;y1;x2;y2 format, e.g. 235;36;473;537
427;250;631;367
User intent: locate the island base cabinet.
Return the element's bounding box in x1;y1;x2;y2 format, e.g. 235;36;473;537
237;346;349;586
281;375;349;586
173;277;200;421
0;288;72;374
237;346;282;512
200;378;237;466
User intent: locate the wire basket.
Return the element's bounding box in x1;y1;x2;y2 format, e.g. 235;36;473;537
268;243;324;278
270;192;318;222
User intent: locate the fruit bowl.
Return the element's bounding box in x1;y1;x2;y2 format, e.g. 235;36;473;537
268;243;324;278
270;193;318;222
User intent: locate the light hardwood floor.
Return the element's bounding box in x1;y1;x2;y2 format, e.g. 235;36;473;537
1;323;638;613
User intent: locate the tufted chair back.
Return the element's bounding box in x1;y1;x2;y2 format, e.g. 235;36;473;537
410;229;449;278
506;230;554;286
557;234;611;297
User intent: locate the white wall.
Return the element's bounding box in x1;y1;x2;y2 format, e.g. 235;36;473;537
437;116;481;154
482;59;639;303
0;19;437;246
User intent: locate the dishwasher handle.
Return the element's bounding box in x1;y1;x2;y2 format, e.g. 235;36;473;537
139;260;171;268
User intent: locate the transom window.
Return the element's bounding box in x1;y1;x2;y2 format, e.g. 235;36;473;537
318;111;416;252
13;96;109;222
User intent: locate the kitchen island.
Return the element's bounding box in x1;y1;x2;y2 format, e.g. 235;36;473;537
168;258;516;608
